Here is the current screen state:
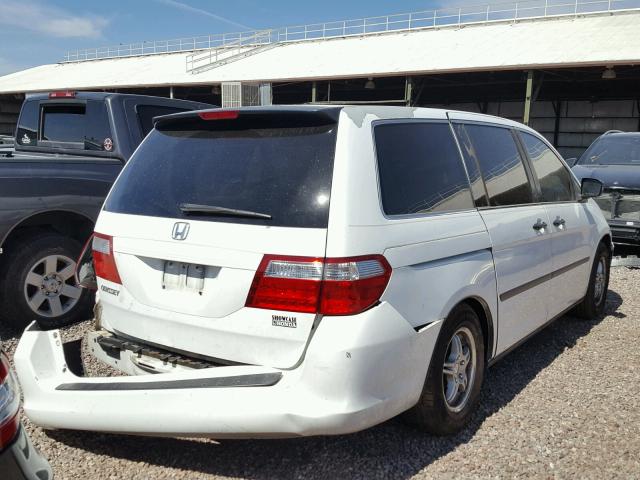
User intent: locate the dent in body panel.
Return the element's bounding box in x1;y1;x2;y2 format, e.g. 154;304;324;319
382;242;497;345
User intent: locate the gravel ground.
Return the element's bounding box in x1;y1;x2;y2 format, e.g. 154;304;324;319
2;267;640;480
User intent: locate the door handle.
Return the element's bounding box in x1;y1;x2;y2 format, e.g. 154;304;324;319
553;217;566;227
532;220;548;231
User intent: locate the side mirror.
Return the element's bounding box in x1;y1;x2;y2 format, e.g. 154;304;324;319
565;157;578;168
581;178;603;199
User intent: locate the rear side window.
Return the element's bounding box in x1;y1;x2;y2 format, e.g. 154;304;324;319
374;122;473;216
137;105;189;137
455;124;533;207
105;116;337;228
519;132;574;202
15;100;38;146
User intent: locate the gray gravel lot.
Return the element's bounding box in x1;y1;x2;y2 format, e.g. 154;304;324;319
2;267;640;480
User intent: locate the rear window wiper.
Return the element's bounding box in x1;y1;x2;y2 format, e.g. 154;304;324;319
178;203;272;220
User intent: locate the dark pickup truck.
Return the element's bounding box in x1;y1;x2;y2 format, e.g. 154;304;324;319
0;92;212;329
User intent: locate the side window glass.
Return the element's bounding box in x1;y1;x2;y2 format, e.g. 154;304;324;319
456;123;533;207
452;124;488;207
520;132;574;202
374;122;474;216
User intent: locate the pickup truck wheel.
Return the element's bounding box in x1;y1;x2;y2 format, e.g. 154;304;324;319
574;242;611;319
0;232;93;330
403;303;485;435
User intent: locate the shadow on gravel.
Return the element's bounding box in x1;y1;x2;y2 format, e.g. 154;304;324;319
47;290;622;480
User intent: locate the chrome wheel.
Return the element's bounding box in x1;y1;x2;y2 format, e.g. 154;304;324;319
23;254;82;318
442;326;477;413
593;255;607;306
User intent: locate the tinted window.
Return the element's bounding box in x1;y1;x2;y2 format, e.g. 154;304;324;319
16;99;38;146
137;105;188;137
374;122;473;215
39;100;112;151
105;119;337;228
41;104;86;143
451;125;488;207
455;124;533;206
520;132;574;202
578;134;640;165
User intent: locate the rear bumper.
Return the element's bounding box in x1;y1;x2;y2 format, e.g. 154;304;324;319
14;304;442;438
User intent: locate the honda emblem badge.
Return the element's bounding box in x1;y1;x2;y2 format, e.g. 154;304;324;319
172;222;190;241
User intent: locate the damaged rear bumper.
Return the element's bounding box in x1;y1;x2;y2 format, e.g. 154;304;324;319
14;304;442;438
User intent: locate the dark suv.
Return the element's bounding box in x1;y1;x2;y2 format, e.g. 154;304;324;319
570;131;640;245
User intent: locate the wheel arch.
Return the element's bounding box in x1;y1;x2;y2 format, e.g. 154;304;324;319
450;296;495;363
1;209;95;252
601;233;613;255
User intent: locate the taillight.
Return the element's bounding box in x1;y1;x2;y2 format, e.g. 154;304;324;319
246;255;391;316
92;233;121;284
48;90;76;99
198;110;239;121
0;353;20;450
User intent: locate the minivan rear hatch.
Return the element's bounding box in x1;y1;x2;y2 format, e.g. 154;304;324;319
99;108;341;368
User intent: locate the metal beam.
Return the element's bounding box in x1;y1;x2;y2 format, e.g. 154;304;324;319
523;70;534;125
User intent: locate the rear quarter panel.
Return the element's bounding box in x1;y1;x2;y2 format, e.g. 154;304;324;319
326;108;497;352
0;159;122;245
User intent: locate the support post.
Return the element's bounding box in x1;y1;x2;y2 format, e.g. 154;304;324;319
553;100;562;147
405;76;413;106
523;70;534;126
169;86;174;99
311;81;317;103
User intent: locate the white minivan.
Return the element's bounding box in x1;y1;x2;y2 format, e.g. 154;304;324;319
15;106;611;438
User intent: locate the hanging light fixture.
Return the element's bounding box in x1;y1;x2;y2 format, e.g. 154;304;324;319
601;66;616;80
364;77;376;90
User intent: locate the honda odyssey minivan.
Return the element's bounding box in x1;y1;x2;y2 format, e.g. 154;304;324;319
14;106;611;438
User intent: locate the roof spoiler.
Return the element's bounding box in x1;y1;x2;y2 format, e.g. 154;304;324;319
152;107;342;130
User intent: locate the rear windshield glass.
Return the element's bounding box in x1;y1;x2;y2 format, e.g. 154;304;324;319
578;135;640;165
104;116;337;228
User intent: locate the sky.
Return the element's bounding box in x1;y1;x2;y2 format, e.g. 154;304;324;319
0;0;452;75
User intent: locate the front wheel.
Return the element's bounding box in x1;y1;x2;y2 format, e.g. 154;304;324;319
574;242;611;319
404;303;485;435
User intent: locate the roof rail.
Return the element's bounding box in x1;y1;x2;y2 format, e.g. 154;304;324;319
602;130;624;135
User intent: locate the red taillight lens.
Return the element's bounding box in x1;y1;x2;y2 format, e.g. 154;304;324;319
48;90;76;99
198;110;239;121
0;353;20;450
92;233;121;285
245;255;391;316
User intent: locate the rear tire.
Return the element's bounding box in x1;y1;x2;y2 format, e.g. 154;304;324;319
404;303;485;435
574;242;610;319
0;231;93;330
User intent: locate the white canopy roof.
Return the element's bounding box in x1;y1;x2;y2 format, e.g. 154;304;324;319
0;9;638;94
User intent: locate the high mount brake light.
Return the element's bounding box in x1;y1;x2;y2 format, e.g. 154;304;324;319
0;353;20;450
48;91;76;99
198;110;239;121
245;255;392;316
92;233;122;285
